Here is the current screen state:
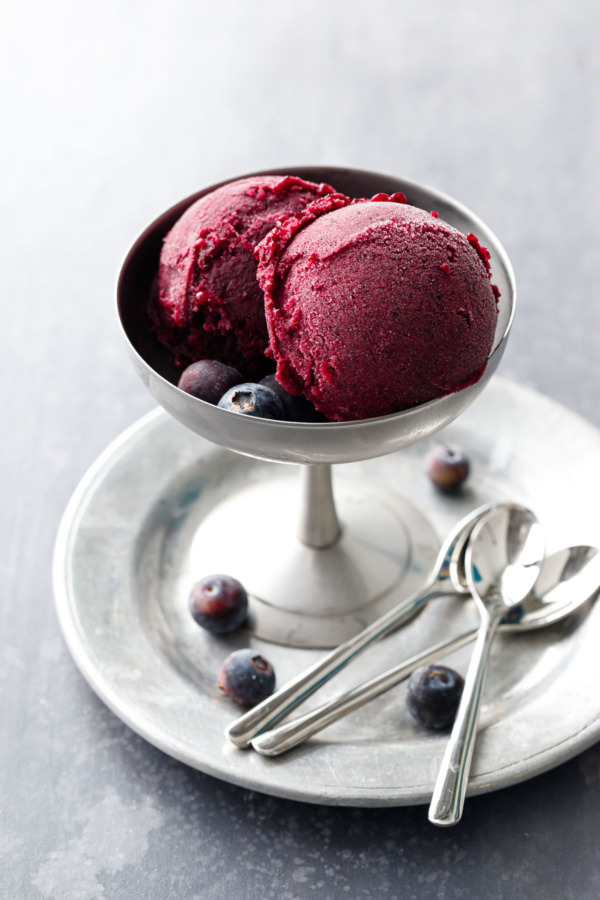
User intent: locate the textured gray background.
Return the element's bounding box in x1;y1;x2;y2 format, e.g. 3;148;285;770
2;1;600;897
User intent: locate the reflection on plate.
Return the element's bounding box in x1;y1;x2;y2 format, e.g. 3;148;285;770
54;377;600;806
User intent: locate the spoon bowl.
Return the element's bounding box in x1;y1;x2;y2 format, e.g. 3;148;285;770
502;545;599;631
466;506;545;614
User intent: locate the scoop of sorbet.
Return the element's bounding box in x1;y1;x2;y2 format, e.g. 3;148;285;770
151;175;342;379
256;194;499;421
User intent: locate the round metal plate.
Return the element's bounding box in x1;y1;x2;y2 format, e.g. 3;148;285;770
54;377;600;806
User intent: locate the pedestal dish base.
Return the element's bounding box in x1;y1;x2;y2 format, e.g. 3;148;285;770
189;476;438;647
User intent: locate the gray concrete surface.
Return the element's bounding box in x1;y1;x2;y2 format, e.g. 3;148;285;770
2;1;600;897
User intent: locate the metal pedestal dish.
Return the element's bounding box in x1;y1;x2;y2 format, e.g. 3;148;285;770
116;166;515;647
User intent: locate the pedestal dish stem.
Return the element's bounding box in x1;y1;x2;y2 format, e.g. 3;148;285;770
297;464;341;549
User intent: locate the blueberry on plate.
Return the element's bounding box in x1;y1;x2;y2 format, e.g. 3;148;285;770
406;664;465;730
425;444;470;493
259;373;324;422
188;574;248;635
219;649;276;707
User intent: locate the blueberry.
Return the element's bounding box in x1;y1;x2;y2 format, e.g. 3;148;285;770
188;574;248;635
178;360;243;404
501;604;525;625
406;664;465;730
217;383;285;419
219;649;276;707
425;444;470;493
259;374;324;422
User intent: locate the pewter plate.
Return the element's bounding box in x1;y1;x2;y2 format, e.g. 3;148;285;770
54;377;600;806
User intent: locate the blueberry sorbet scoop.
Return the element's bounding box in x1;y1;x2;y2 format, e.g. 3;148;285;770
152;175;340;379
256;194;500;421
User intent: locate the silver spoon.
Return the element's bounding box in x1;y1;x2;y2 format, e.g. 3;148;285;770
251;545;597;756
428;505;545;826
226;502;512;748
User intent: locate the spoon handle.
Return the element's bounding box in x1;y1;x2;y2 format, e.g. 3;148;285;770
428;614;502;827
252;629;478;756
225;580;444;748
